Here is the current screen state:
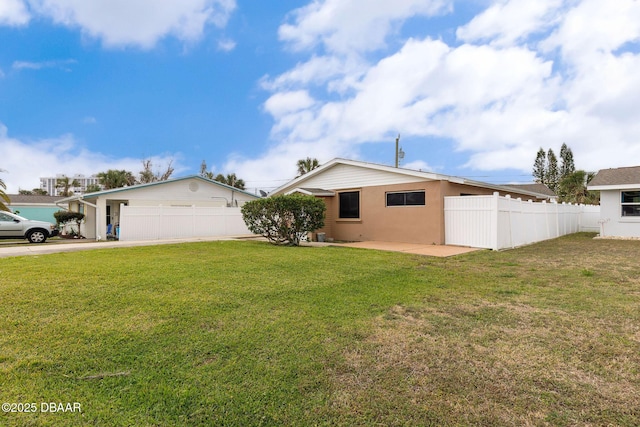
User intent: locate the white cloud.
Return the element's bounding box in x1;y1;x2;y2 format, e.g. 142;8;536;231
279;0;451;54
263;90;316;119
217;37;236;52
402;159;432;171
0;123;183;193
457;0;564;47
542;0;640;63
0;0;30;25
229;0;640;187
4;0;236;48
12;59;77;71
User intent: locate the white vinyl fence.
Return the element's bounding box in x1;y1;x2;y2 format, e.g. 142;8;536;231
445;193;600;250
118;205;251;241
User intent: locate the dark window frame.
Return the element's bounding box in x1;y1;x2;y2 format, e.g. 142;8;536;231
621;190;640;217
385;190;426;207
338;191;360;219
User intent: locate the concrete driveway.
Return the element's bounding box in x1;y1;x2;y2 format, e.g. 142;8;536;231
0;237;482;259
0;236;247;258
332;241;482;257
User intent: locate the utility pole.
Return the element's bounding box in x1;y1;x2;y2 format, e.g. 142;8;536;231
395;134;404;167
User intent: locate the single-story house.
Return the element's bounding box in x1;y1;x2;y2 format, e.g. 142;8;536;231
588;166;640;238
504;183;557;202
7;194;68;223
270;158;553;245
58;175;259;240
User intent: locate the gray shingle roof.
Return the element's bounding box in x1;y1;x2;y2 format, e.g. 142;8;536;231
504;183;556;197
588;166;640;187
8;194;67;204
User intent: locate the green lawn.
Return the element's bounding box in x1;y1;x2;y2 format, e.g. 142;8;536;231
1;233;639;426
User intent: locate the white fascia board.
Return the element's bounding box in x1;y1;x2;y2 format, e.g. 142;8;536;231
588;184;640;191
285;188;312;196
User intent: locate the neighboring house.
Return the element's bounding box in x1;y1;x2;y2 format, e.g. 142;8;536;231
7;194;68;223
58;175;258;240
270;158;553;245
588;166;640;238
504;183;557;202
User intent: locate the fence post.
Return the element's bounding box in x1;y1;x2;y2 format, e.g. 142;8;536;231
491;192;499;251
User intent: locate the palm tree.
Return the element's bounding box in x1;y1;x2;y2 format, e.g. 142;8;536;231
296;157;320;177
85;184;102;193
55;176;81;197
214;173;246;190
558;170;599;204
97;170;136;189
0;169;10;211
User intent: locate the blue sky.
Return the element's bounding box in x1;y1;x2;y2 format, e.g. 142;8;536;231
1;0;639;194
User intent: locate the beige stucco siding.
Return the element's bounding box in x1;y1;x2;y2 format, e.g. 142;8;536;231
322;181;444;244
320;181;543;245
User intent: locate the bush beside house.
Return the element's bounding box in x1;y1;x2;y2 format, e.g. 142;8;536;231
241;194;325;246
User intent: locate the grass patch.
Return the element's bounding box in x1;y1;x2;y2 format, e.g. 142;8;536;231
1;233;639;425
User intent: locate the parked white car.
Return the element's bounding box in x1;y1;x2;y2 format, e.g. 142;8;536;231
0;211;59;243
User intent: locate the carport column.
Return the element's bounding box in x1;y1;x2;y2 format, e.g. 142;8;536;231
95;198;107;240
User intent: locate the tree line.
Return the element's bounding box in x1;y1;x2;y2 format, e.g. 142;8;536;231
6;156;324;205
533;143;598;204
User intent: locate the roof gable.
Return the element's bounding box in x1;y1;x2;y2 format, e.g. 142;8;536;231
271;158;457;195
59;175;258;202
271;158;550;200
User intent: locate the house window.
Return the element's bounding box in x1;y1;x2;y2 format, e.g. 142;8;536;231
621;191;640;217
339;191;360;218
386;190;426;207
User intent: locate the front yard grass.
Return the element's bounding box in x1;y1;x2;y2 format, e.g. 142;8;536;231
1;233;639;426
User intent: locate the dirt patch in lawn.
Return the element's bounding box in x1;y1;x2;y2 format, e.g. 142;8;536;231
329;302;640;426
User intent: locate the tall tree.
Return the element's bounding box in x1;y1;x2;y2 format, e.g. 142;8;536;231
199;160;214;180
296;157;320;177
139;159;174;184
97;170;136;189
533;148;546;184
215;173;246;190
55;176;81;197
0;169;10;211
546;149;559;192
558;170;598;204
559;143;575;178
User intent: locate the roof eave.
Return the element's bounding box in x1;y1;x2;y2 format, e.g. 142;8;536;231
588;184;640;191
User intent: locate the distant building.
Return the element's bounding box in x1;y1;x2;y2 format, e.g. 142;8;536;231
40;174;102;196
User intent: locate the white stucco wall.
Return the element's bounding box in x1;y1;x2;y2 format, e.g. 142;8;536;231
599;190;640;237
85;178;257;239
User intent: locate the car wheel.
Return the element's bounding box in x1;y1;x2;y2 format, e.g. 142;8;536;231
27;230;47;243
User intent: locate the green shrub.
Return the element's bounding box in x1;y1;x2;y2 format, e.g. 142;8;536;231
241;194;325;246
54;210;85;226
